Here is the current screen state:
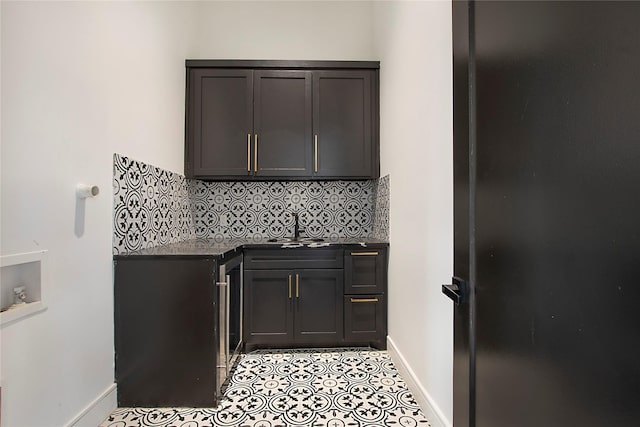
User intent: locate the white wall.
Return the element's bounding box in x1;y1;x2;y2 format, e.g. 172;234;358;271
374;1;454;425
0;1;375;426
192;1;374;60
1;2;198;425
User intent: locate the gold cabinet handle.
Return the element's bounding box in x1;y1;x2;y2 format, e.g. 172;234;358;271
314;134;318;173
247;133;251;172
296;274;299;298
351;298;379;303
288;275;292;299
351;251;379;256
254;134;258;172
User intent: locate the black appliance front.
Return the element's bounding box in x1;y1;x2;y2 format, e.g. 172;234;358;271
216;253;243;401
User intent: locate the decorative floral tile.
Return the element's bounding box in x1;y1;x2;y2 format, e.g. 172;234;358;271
113;154;195;253
100;348;431;427
372;175;390;241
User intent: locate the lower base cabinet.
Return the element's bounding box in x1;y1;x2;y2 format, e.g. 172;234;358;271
244;246;388;351
244;268;343;348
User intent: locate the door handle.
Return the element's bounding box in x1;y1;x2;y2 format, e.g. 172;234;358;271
254;134;258;172
314;134;318;173
247;134;251;172
442;276;468;305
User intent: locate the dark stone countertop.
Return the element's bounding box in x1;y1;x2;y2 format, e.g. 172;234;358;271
113;237;389;259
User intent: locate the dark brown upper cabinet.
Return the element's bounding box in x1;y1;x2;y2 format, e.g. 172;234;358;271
185;60;379;180
187;69;254;177
254;70;313;177
313;70;374;178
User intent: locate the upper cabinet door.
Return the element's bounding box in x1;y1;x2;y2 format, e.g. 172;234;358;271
254;71;312;177
186;69;253;178
313;70;375;178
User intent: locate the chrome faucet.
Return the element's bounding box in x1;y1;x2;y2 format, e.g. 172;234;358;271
293;212;305;241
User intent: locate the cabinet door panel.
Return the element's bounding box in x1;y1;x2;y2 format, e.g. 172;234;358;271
313;70;373;177
254;71;312;176
188;69;253;177
244;270;294;345
344;294;386;344
294;270;344;344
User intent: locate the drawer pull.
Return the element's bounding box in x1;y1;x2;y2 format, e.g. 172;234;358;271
351;298;379;303
351;251;379;256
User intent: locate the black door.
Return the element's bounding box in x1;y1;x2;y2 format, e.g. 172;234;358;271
449;2;640;427
449;2;473;427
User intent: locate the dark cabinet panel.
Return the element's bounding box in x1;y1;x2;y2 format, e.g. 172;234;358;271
344;295;386;344
313;70;374;178
294;270;344;344
245;248;343;270
186;69;253;178
344;249;386;294
343;247;387;350
254;71;312;176
114;257;217;407
243;269;294;345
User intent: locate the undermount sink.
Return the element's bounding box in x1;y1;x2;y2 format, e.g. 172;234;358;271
267;237;325;243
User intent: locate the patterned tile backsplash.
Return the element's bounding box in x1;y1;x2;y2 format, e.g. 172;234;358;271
372;174;390;241
113;154;195;253
113;154;389;254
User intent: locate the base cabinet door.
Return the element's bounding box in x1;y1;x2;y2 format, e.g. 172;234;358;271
294;269;344;344
243;270;294;345
344;295;386;346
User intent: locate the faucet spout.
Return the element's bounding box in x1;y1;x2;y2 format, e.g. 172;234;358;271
293;212;304;240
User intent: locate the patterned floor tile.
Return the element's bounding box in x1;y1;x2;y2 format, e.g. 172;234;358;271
100;348;431;427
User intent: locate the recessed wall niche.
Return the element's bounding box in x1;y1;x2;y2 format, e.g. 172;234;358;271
1;250;48;326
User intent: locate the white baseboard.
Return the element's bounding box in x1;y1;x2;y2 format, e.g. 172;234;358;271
65;383;117;427
387;336;452;427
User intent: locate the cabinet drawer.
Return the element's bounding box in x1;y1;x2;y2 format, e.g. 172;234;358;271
245;248;343;270
344;248;387;294
344;294;386;343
